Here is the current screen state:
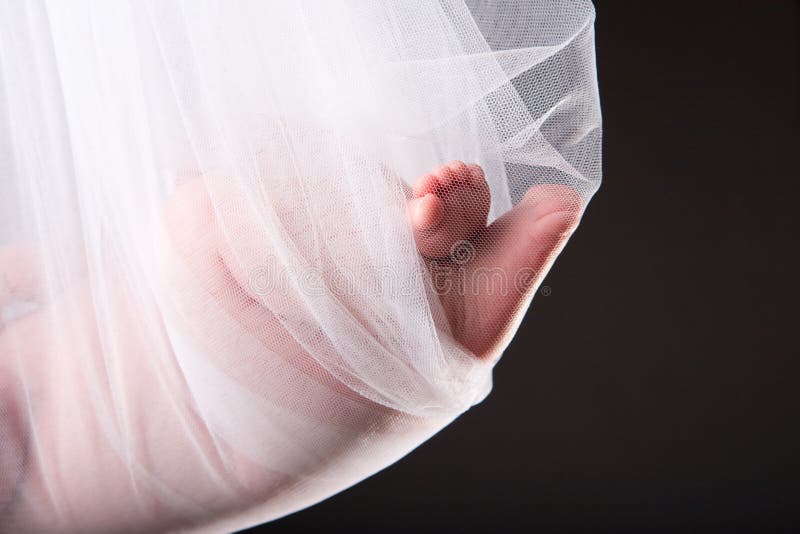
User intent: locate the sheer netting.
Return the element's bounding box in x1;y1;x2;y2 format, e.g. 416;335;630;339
0;1;601;532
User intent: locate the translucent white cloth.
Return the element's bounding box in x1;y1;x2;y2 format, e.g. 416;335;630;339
0;1;601;531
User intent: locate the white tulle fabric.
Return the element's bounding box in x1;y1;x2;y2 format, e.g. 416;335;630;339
0;1;601;532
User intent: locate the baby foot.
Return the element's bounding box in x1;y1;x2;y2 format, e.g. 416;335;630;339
409;160;490;258
407;160;582;358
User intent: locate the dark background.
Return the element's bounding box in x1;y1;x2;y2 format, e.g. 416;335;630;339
251;2;799;532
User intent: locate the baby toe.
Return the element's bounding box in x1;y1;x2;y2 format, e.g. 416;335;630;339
409;193;443;231
444;160;471;184
465;163;485;185
412;173;441;198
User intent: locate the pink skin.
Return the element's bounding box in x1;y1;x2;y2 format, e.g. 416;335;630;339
0;161;581;531
409;160;582;357
409;161;491;258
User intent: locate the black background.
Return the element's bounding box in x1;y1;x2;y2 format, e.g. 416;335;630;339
250;2;799;532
